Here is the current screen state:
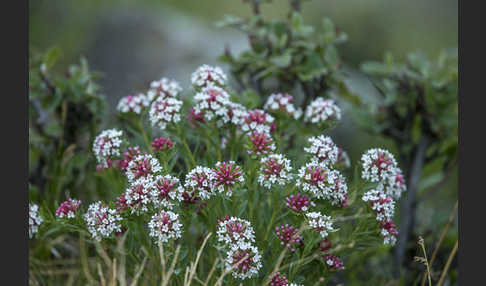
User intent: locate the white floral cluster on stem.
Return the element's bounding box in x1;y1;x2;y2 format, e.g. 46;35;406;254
125;153;162;183
304;97;341;124
258;154;293;189
147;77;182;101
148;210;182;243
184;166;217;200
361;148;398;182
117;93;149;114
191;64;227;89
305;211;335;239
263;93;302;120
84;201;122;241
149;97;183;130
93;129;123;168
29;203;43;239
241;109;275;135
216;216;256;246
304;135;339;166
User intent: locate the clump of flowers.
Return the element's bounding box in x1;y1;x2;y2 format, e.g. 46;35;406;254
147;77;182;101
269;272;288;286
191;64;227;89
263;93;302;120
93;129;124;168
117;146;141;171
125;153;162;182
29;203;43;239
296;161;348;205
247;131;276;156
123;177;155;214
361;148;398;182
213;161;244;196
362;185;398;245
285;193;315;213
381;167;407;200
148;210;183;243
186;108;206;127
184;166;216;200
258;154;293;189
304;97;342;124
216;216;256;245
151;174;184;209
84;201;122;241
241;109;275;134
275;224;303;252
324;254;345;270
225;243;263;280
305;211;335;239
149;96;183;130
117;93;149;114
193;85;231;124
56;198;82;219
304;135;339;165
152;137;174;152
226;101;248;126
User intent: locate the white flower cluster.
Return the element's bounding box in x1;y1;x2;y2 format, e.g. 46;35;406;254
148;210;183;243
241;109;275;134
362;185;396;222
225;241;262;280
151;174;184;209
123;177;156;214
304;135;339;166
263;93;302;119
361;148;398;182
381;167;407;200
93;129;124;168
184;166;216;200
193;85;231;124
149;97;183;130
226;101;248;126
305;211;335;239
117;93;149;114
125;153;162;183
29;203;43;239
304;97;342;124
84;201;122;241
216;217;256;246
147;77;182;101
258;154;293;189
296;161;348;205
191;64;227;89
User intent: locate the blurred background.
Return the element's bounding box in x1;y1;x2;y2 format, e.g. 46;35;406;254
29;0;458;281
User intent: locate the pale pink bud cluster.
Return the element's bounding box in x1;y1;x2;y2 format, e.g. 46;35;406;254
304;97;341;124
269;272;288;286
264;93;302;120
93;129;124;168
285;193;315;213
305;211;336;239
148;210;183;243
84;201;122;241
304;135;339;166
151;137;174;152
191;64;227;89
247;132;276;156
186;108;206;128
147;77;182;101
241;109;275;134
117;93;149;114
56;198;82;218
275;224;303;252
258;154;293;189
213;161;244;196
125;153;162;183
29;203;43;239
149;96;183;130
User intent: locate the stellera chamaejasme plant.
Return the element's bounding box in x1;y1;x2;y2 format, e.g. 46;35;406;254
29;62;410;285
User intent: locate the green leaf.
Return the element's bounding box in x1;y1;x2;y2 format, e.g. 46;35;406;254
42;47;62;72
270;51;292;68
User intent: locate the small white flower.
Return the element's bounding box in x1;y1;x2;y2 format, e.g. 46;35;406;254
149;96;183;130
216;216;256;246
361;148;398;182
304;135;339;166
184;166;217;200
125;154;162;183
146;77;182;101
191;64;227;89
225;243;262;280
93;129;124;168
117;93;149;114
148;210;183;243
263;93;302;119
29;203;43;239
304;97;341;124
305;211;335;239
258;154;293;189
84;201;122;241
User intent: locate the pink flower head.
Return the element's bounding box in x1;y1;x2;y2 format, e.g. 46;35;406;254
258;154;293;189
269;272;289;286
285;193;315;213
242;109;275;134
125;154;162;182
247;132;276;156
187;108;206;128
115;192;129;212
324;254;345;270
275;224;303;252
184;166;216;200
118;146;141;171
225;244;262;279
213;161;244;196
152;137;174;152
318;238;332;252
216;216;256;245
56;198;82;219
152;174;184;209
